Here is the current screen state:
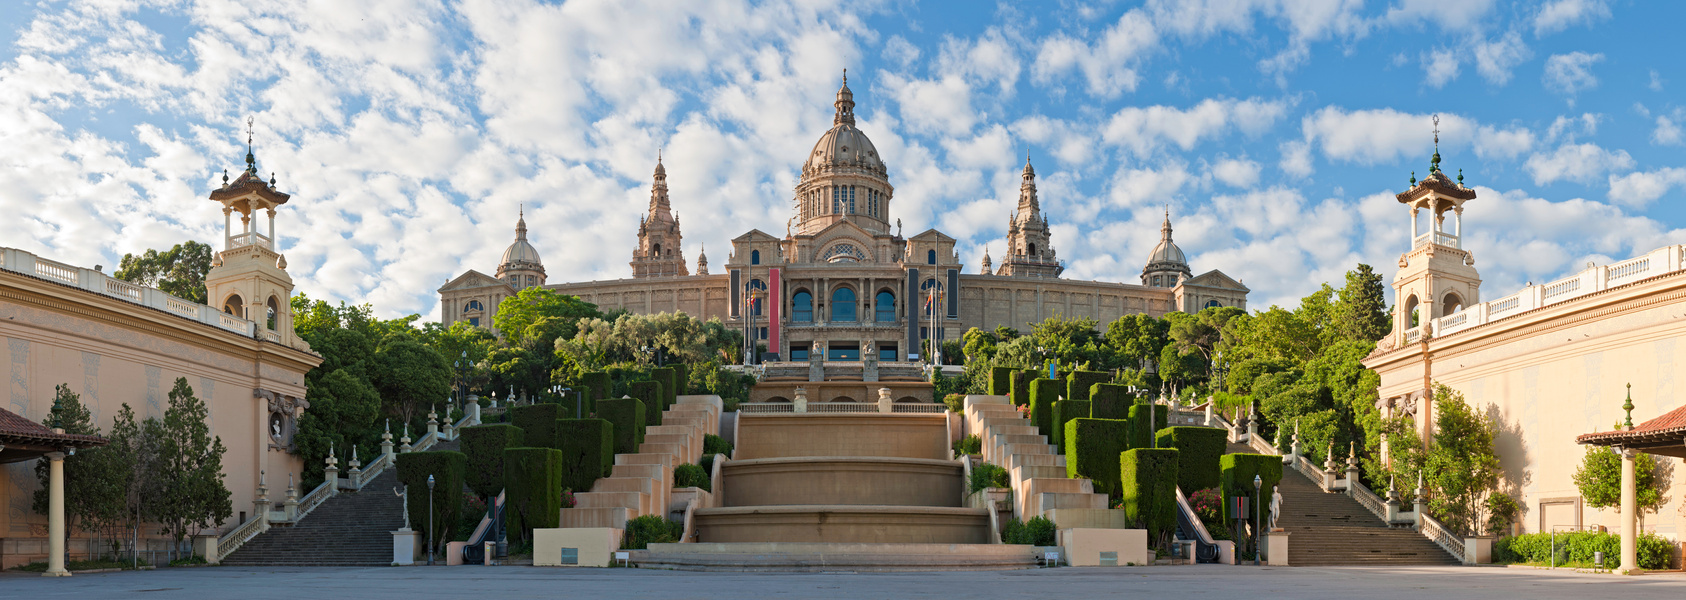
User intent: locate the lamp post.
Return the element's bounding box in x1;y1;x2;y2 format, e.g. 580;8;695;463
1253;474;1263;566
426;474;436;566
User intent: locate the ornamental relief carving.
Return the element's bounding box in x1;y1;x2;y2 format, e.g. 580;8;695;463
259;388;309;453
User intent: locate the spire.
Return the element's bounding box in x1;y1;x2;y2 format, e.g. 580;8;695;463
1022;151;1035;179
1016;155;1040;220
1623;383;1635;429
515;204;528;240
1162;206;1173;242
1430;114;1442;173
981;248;992;274
244;116;257;174
833;69;856;127
697;243;709;276
648;154;672;217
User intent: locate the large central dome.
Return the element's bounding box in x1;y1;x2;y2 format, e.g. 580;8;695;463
804;77;885;174
793;73;895;236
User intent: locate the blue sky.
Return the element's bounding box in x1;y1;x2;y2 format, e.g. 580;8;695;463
2;0;1682;320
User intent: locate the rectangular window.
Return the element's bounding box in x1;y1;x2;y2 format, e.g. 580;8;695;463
879;344;898;361
832;186;840;214
758;327;768;340
469;317;480;327
789;344;810;361
847;186;856;214
826;343;861;361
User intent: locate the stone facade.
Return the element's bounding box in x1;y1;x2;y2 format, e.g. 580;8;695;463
440;76;1249;355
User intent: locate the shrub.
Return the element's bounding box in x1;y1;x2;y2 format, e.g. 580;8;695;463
650;367;679;411
579;371;610;415
1155;426;1227;493
970;462;1010;494
511;403;562;450
1121;448;1179;547
629;380;665;427
1010;370;1037;407
1066;371;1108;403
1219;454;1283;523
943;393;966;414
1128;404;1169;450
671;363;691;396
459;424;524;499
503;447;563;543
1090;383;1133;420
396;451;467;551
1029;377;1064;438
622;514;683;549
1003;516;1057;546
990;367;1015;396
673;462;710;491
1051;400;1091;448
1188;487;1222;524
595;397;646;455
1065;418;1130;497
1493;531;1671;570
554;419;614;494
702;434;734;458
953;434;982;456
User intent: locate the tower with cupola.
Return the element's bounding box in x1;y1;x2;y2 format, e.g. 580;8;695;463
1390;116;1481;344
204;118;305;349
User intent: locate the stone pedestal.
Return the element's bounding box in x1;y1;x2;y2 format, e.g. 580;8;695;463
877;387;893;413
193;533;220;564
392;529;421;566
794;388;808;413
1463;536;1493;565
1266;530;1290;566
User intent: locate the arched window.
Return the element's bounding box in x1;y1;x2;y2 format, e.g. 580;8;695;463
653;243;662;256
223;294;244;318
751;249;761;265
1404;295;1420;328
831;287;857;322
793;290;813;322
749;279;767;316
266;296;280;330
1028;243;1037;256
927;249;937;265
1442;292;1462;316
465;300;484;312
876;291;895;322
1204;299;1221;309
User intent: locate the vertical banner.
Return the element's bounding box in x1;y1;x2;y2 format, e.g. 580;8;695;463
769;267;782;359
905;268;919;360
946;268;959;319
729;269;741;317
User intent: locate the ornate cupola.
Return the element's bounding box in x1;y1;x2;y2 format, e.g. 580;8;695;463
793;71;895;236
204;117;307;350
1141;208;1191;287
631;154;688;277
696;244;709;276
996;155;1062;278
1389;115;1480;345
497;206;547;289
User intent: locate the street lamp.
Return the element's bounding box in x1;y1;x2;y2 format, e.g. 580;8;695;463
1253;473;1263;566
426;474;436;566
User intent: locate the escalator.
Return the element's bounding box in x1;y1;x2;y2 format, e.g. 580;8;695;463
1173;487;1220;563
460;491;506;564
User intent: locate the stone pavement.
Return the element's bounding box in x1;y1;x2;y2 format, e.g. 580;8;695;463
3;564;1684;599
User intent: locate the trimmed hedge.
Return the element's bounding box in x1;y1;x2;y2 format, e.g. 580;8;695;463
702;433;733;459
671;363;691;396
459;424;524;498
511;403;562;450
1003;515;1057;546
1050;400;1091;449
1219;454;1283;523
1029;377;1064;438
1064;418;1130;497
650;367;678;411
555;418;614;493
989;367;1015;396
595;397;646;455
1090;383;1133;420
396;451;467;550
1010;370;1037;407
1128;404;1169;450
1155;426;1227;493
1066;371;1109;403
1493;531;1671;569
1121;448;1180;542
674;463;710;491
622;514;683;549
970;462;1010;494
579;371;611;415
503;447;563;542
629;380;665;427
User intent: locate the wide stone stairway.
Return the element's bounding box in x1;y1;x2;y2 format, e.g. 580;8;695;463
222;467;404;567
1274;466;1460;566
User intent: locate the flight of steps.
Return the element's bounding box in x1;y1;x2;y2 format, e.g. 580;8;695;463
222;467;405;566
560;395;722;530
964;396;1108;524
1274;460;1460;566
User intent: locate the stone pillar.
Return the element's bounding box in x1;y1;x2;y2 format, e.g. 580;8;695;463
283;473;300;521
878;387;893;413
1204;400;1213;427
427;405;439;437
400;426;413;453
44;451;68;577
793;387;808;413
1385;476;1401;523
1620;448;1639;574
1344;442;1359;495
346;446;361;489
1289;421;1301;459
1412;474;1426;529
381;421;395;458
254;470;271;526
1321;442;1337;490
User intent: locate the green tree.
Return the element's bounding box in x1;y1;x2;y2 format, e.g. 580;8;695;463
1105;313;1169;372
107;403;156;564
1334;263;1390;343
114;241;213;303
1573;446;1668;525
1423;384;1502;536
151;378;232;558
32;385;126;556
294;369;381;487
493;287;601;347
369;337;452;424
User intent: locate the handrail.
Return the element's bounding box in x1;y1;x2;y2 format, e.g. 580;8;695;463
1173;486;1219;563
1420;513;1467;563
1293;455;1328;489
1248;432;1276;455
348;452;394;490
461;490;506;564
294;480;335;520
215;514;269;562
1347;477;1389;522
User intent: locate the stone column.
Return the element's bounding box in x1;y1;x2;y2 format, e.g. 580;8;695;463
1412;474;1426;530
254;470;271;527
1344;443;1359;496
793;387;808;413
1620;447;1639;574
283;473;299;521
877;387;893;413
44;451;68;577
427;405;439;437
400;426;413;453
380;421;395;458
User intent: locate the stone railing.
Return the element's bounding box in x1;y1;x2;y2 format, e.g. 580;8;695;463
1419;513;1467;563
345;452;393;490
1248;431;1276;455
891;403;948;414
1412;231;1460;249
1415;244;1686;343
1;247;258;338
1347;478;1389;522
215;512;269;562
293;480;335;521
739;403;795;414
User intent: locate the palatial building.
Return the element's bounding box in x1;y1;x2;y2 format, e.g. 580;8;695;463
438;76;1249;361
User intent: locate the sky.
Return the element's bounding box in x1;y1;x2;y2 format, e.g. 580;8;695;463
2;0;1683;321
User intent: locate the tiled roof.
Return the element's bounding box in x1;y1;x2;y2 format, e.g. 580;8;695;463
0;407;108;447
1577;403;1686;445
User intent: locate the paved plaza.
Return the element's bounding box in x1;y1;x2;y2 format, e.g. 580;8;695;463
3;565;1685;599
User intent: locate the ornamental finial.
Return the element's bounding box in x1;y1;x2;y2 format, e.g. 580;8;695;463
1623;383;1635;429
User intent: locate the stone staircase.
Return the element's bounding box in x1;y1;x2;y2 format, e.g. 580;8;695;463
965;396;1111;526
1275;465;1460;566
222;467;404;566
561;395;722;530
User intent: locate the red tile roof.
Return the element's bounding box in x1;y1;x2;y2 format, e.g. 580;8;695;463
0;407;108;448
1577;403;1686;446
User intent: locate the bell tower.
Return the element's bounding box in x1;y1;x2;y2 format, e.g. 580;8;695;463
204;118;305;349
1391;116;1481;345
996;155;1062;278
631;154;689;278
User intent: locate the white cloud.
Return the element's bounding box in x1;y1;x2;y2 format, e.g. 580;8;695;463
1421;48;1460;88
1608;168;1686;208
937;28;1021;94
1106;162;1191;209
1472;31;1531;85
1533;0;1612;36
1654;114;1684;146
1383;0;1498;30
1211;158;1262;188
1543;51;1603;98
1101;97;1287;157
1651;69;1665;92
883;35;920;68
1031;10;1158;97
1523;143;1635;185
1473;125;1537;160
880;72;978;136
1279;141;1314;177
